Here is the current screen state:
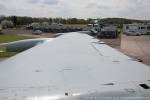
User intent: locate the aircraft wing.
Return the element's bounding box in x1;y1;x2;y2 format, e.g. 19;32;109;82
0;32;150;100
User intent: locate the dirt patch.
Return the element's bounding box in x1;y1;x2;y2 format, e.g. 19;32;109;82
2;29;56;38
99;34;121;49
120;34;150;66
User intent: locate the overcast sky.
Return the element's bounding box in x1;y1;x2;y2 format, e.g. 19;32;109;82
0;0;150;20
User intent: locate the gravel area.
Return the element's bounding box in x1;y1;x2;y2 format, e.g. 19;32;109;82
121;34;150;66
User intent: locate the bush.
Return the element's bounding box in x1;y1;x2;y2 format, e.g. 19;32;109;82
41;22;49;28
1;20;14;29
31;22;40;29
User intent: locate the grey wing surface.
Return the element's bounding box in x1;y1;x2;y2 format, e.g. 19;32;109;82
0;32;150;100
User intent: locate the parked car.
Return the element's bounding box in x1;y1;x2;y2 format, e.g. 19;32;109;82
125;31;141;36
97;31;118;38
90;29;97;36
32;30;42;35
97;26;118;38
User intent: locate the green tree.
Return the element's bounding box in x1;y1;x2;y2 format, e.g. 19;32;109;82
1;20;14;28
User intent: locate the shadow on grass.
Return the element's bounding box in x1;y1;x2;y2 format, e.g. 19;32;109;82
0;52;17;58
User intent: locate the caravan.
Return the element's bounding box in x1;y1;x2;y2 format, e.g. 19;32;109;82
123;23;150;35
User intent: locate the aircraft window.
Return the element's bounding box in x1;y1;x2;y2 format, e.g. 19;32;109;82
139;84;150;89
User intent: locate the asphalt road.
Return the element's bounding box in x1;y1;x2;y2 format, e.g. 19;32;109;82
121;34;150;66
1;29;56;38
2;29;33;34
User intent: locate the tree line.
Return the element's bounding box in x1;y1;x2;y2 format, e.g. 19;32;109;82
0;16;91;26
0;15;149;27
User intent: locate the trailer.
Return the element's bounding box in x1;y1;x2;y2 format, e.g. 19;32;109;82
97;26;118;38
123;23;150;35
88;19;119;38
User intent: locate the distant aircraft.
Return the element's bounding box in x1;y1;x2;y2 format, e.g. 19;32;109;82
0;32;150;100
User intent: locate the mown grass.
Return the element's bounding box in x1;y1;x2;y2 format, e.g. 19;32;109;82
0;52;17;57
0;34;34;58
0;34;33;43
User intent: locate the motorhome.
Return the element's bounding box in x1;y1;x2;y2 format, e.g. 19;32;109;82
123;23;150;35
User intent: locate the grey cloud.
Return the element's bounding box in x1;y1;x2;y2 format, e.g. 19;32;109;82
86;2;118;11
0;3;6;11
0;3;10;15
86;3;96;8
29;0;40;4
43;0;59;5
28;0;59;5
0;0;150;19
118;0;150;19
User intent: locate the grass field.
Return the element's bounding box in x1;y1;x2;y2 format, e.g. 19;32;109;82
0;52;17;57
0;34;34;43
0;34;34;58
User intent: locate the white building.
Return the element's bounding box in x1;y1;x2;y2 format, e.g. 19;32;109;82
123;23;150;35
